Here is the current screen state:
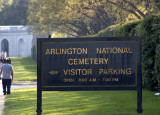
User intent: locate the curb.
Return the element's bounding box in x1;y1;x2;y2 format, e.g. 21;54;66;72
12;81;37;85
0;81;4;115
0;95;5;115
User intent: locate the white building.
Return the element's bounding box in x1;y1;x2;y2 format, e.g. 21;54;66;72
0;25;33;57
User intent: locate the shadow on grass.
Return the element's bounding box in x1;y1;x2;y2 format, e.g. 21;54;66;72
10;57;37;81
3;89;160;115
42;91;138;115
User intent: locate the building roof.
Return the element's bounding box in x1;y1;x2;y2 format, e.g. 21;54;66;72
0;25;32;33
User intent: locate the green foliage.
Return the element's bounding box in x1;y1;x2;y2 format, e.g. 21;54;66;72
0;0;28;25
95;21;141;37
52;32;67;38
31;45;37;61
155;44;160;90
117;21;141;36
141;15;160;91
97;25;120;37
95;14;160;91
28;0;159;36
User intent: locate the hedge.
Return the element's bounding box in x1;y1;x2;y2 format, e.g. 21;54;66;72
95;14;160;91
31;45;37;60
32;15;160;91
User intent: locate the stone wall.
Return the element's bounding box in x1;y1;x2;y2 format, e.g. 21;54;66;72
0;26;33;57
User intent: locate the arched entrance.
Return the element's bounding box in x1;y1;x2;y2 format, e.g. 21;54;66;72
18;39;24;56
1;39;9;56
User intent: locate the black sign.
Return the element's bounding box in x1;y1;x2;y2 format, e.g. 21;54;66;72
37;37;141;91
37;37;143;114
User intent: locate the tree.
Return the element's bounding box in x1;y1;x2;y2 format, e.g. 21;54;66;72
28;0;159;37
143;0;160;11
0;0;28;25
28;0;116;36
28;0;66;35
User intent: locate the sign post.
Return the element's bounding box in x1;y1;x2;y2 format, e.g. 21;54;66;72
37;37;142;114
137;40;143;113
37;40;42;115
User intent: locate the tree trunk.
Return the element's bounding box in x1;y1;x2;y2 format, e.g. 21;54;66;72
106;0;143;19
126;1;146;18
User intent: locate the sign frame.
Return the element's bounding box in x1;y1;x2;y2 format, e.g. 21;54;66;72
37;37;143;114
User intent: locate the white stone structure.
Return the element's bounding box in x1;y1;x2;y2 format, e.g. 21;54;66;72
0;25;33;57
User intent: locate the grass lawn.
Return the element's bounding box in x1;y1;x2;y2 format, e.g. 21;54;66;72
4;57;159;114
3;88;160;115
10;57;37;81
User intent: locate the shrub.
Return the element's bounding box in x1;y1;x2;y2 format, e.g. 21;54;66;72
155;44;160;90
31;45;37;60
141;15;160;91
117;21;141;37
95;14;160;91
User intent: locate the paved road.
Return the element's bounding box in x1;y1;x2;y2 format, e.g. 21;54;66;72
0;81;37;115
0;80;5;115
11;81;37;89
